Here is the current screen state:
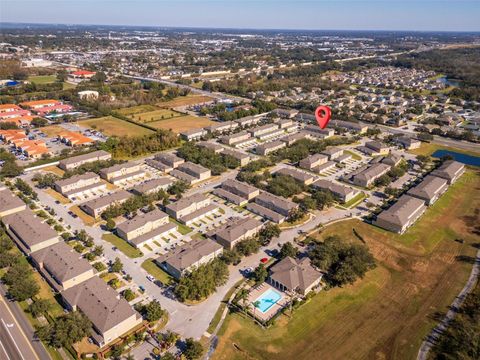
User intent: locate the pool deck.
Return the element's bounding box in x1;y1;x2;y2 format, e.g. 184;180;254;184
248;282;289;322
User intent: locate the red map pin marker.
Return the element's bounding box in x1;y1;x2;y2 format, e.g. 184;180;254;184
315;105;331;129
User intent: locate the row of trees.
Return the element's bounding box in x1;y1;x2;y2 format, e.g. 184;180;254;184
177;142;239;175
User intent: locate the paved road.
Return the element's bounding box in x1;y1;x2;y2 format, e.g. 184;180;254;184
417;247;480;360
0;286;50;360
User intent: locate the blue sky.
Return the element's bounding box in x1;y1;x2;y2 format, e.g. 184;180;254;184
1;0;479;31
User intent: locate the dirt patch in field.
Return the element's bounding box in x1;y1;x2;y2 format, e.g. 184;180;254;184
156;95;214;108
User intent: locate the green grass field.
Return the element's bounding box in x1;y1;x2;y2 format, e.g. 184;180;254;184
131;109;183;123
408;142;480;157
212;168;480;360
102;233;143;258
170;218;192;235
78;116;154;137
344;191;367;208
141;258;174;285
28;75;57;84
343;150;362;161
116;105;159;116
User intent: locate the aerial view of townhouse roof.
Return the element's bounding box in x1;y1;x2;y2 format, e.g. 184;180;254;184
0;1;479;359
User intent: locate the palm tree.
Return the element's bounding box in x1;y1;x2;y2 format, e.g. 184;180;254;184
237;288;249;313
252;300;261;319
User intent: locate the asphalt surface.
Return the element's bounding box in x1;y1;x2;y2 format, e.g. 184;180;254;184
0;285;50;360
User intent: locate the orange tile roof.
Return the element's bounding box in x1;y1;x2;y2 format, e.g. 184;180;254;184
20;99;60;107
0;104;21;111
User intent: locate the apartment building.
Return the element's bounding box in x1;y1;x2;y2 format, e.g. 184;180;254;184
255;140;286;156
155;238;223;279
280;132;312;146
299;153;328;171
220;131;252;146
197;141;224;154
407;175;448;205
311;179;358;203
213;179;260;206
352;163;391;187
328;119;368;134
54;172;106;200
374;195;426;234
2;209;59;254
357;141;390;156
221;148;251;166
274;167;315;185
165;193;216;225
394;136;421;150
180;128;207;141
80;190;132;218
321;148;345;161
154;153;185;168
30;242;95;291
57;131;94;147
58;150;111;170
272;108;299;119
303;125;334;139
116;209;176;248
248;123;279;137
207;217;263;249
246;191;298;223
170;162;211;185
61;276;143;347
131;178;173;195
205;121;238;134
430;160;465;184
100;162;145;185
235;115;263;127
0;187;26;217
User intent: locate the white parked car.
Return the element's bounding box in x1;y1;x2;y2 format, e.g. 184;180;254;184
146;275;155;282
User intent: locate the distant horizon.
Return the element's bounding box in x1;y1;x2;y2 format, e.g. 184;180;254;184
1;1;480;32
2;22;480;34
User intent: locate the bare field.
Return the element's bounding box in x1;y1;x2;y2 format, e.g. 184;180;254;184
213;169;480;360
148;115;215;133
77;116;154;137
41;125;67;137
156;95;214;108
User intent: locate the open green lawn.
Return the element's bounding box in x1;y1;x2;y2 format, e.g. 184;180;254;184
116;105;159;116
28;75;57;84
343;149;362;161
130;109;183;123
141;258;174;285
344;191;367;208
213;168;480;360
170;218;192;235
102;233;143;258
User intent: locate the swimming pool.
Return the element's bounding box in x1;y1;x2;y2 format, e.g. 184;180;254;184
253;288;283;313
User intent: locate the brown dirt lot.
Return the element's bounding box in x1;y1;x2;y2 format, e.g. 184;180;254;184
148;115;215;133
156;95;213;108
212;168;480;360
77;116;154;137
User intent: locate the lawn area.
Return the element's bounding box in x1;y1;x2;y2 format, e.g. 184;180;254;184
170;218;192;235
41;125;67;137
102;233;143;258
77;116;154;137
141;258;174;286
156;95;213;108
130;109;183;123
344;191;367;208
408;142;480;157
44;188;70;204
69;205;95;226
116;105;159;116
41;165;65;177
148;115;215;133
28;75;57;84
343;149;362;161
212;168;480;360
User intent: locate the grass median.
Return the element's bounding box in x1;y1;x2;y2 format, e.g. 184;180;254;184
141;258;174;286
102;233;143;258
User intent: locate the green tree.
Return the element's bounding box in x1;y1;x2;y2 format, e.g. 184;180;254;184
36;311;92;348
279;242;299;260
252;264;268;285
144;300;164;322
184;338;204;360
258;223;281;245
106;218;116;231
110;257;123;273
28;299;52;318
